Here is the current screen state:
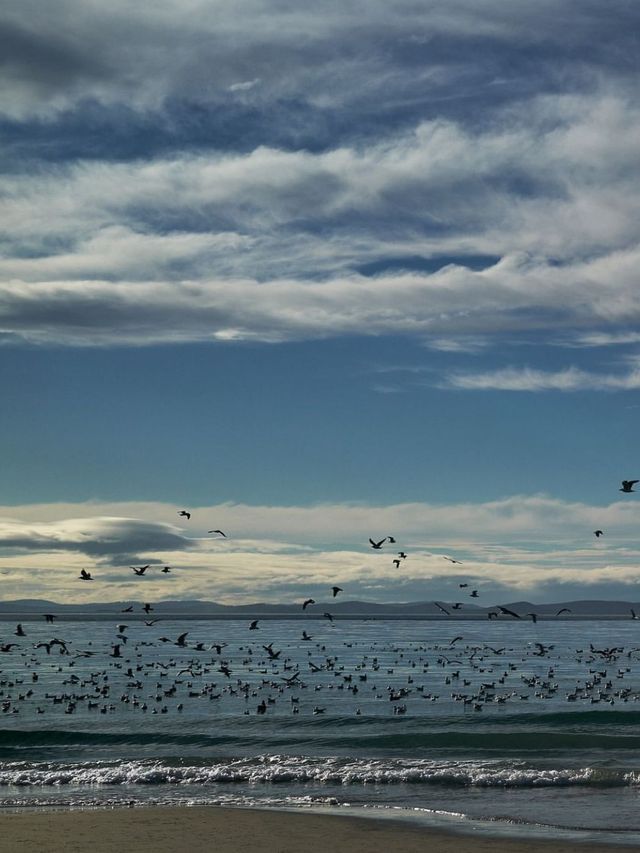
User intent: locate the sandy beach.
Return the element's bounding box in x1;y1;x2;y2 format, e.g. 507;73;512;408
0;806;632;853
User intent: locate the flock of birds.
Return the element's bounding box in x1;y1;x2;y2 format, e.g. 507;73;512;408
0;480;636;719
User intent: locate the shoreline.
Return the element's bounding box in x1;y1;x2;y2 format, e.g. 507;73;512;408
0;805;635;853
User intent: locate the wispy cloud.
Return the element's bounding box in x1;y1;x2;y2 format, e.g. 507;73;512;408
444;364;640;392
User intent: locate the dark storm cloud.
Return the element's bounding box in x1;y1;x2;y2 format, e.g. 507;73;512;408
0;517;192;558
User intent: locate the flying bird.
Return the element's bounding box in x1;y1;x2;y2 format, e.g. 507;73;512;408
331;586;343;597
498;606;521;619
142;603;153;613
434;602;450;615
323;612;334;622
249;620;259;630
14;624;25;637
443;556;462;564
593;530;604;538
398;552;407;559
131;565;149;576
79;569;93;581
302;599;315;610
178;510;191;519
469;590;479;598
369;537;386;549
161;566;171;573
555;608;571;616
392;559;401;568
208;529;226;536
620;480;639;493
387;536;396;543
174;632;189;647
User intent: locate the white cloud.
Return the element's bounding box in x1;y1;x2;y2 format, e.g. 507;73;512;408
444;364;640;392
0;91;639;347
0;496;639;604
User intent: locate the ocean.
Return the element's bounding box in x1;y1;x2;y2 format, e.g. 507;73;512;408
0;616;639;845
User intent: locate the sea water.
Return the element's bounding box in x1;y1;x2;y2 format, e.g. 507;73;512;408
0;617;639;845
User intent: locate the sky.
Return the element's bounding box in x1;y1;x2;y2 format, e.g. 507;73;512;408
1;0;640;606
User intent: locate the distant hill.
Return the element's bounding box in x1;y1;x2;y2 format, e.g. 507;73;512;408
0;598;637;620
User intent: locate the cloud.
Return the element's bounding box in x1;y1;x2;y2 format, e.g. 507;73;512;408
0;496;639;604
0;87;639;347
444;363;640;392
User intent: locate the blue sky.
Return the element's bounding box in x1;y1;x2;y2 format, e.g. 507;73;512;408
1;1;640;605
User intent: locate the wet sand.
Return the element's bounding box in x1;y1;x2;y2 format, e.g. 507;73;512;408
0;806;632;853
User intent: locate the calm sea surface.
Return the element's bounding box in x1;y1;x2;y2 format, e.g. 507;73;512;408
0;617;639;845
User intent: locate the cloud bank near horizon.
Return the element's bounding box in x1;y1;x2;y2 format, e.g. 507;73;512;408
1;496;639;605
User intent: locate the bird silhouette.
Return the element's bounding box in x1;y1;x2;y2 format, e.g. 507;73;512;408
302;599;315;610
331;586;343;597
131;565;149;576
79;569;93;581
498;606;521;619
434;602;450;615
369;537;386;549
208;529;226;536
178;510;191;519
161;566;171;573
249;620;259;630
620;480;639;493
593;530;604;538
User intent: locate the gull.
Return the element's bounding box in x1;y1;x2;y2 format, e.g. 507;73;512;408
526;612;538;624
249;620;259;630
301;631;313;641
469;590;479;598
79;569;93;581
369;537;386;550
175;632;189;647
556;608;571;616
178;510;191;519
593;530;603;538
161;566;171;573
631;609;639;620
459;583;469;588
121;606;133;613
449;636;463;645
0;643;17;652
392;559;401;568
131;565;149;576
43;614;56;624
434;602;450;616
443;556;462;564
145;619;160;626
110;644;122;658
387;536;396;543
14;624;25;637
331;586;343;597
620;480;639;493
143;603;153;614
451;603;463;610
302;599;315;610
398;552;407;559
208;529;226;537
117;624;128;633
498;606;521;619
323;612;334;622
